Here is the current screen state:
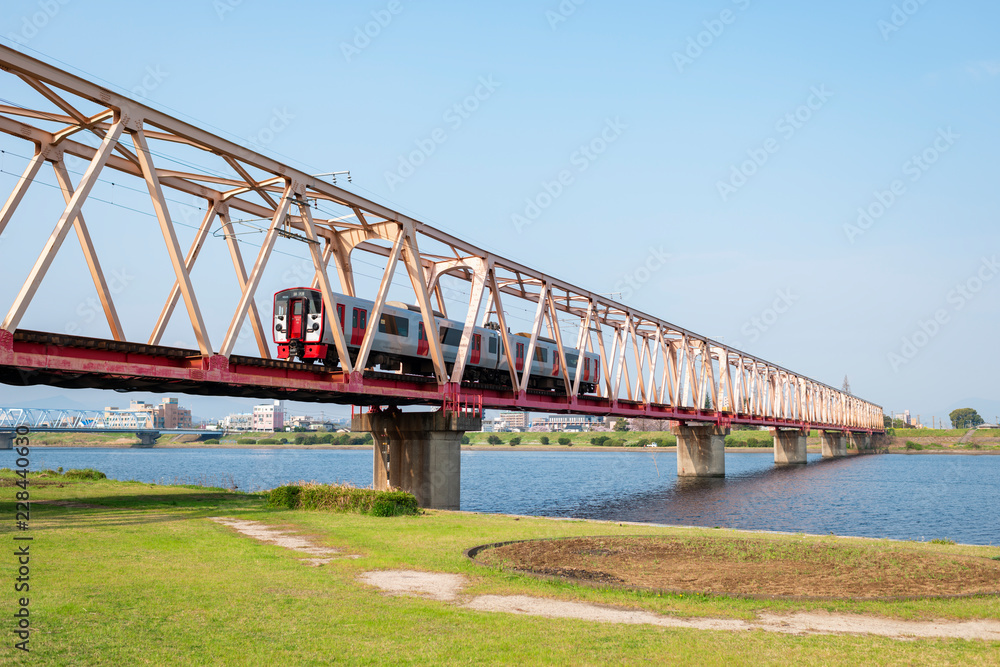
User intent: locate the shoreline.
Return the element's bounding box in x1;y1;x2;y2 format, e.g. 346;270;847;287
23;443;1000;455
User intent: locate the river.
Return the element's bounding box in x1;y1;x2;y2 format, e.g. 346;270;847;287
10;448;999;545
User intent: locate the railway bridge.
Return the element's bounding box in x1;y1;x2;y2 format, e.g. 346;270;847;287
0;46;883;508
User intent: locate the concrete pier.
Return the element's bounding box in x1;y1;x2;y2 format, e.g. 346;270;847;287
671;423;728;477
821;430;847;458
135;431;160;446
0;433;13;449
352;408;482;510
849;432;871;452
772;428;808;464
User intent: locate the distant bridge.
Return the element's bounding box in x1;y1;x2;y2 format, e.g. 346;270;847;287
0;406;222;447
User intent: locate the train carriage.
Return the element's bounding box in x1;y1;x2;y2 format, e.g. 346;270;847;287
273;287;599;393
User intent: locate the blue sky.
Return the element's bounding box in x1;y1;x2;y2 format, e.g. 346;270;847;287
0;0;997;424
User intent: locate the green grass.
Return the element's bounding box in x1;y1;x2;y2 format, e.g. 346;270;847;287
3;471;999;664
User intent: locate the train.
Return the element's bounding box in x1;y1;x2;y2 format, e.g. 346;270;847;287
273;287;600;393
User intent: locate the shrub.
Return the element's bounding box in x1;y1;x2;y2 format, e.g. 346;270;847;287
487;435;502;445
461;434;471;445
557;436;571;445
266;485;302;509
267;483;418;516
62;468;107;480
905;441;923;451
539;436;549;445
636;438;651;447
257;438;279;445
608;438;626;447
236;438;257;445
203;438;220;444
590;435;610;446
930;538;955;545
349;433;373;445
509;436;521;446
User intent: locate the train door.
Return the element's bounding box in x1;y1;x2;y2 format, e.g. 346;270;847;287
289;298;306;340
515;342;524;372
417;322;428;356
471;334;481;365
552;348;559;377
583;357;591;382
351;307;367;346
336;304;345;331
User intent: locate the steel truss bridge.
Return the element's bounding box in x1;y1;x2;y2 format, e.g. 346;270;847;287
0;406;219;437
0;45;882;435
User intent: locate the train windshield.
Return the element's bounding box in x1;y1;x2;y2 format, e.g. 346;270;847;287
275;289;324;318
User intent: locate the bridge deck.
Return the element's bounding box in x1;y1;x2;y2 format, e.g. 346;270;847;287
0;329;877;433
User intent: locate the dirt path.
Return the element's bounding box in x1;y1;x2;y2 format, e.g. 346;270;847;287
958;428;977;444
359;570;1000;641
209;517;359;565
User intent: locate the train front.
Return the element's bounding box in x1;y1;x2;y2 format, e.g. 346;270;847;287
273;288;328;362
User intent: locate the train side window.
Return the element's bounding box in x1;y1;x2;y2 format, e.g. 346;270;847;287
534;347;547;363
378;313;409;337
489;337;497;354
566;352;579;369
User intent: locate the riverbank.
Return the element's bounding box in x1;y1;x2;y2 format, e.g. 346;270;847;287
27;428;1000;455
4;471;998;664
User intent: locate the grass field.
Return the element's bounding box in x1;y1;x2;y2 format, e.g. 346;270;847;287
2;470;999;665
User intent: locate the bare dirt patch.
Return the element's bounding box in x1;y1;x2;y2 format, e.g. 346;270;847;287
358;570;466;601
209;517;359;565
473;536;1000;599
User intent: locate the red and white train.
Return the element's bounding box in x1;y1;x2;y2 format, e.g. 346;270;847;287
273;287;600;393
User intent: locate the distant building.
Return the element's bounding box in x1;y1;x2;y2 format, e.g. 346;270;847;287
104;398;191;430
221;413;253;432
531;415;601;431
252;401;284;432
497;412;529;430
156;397;192;429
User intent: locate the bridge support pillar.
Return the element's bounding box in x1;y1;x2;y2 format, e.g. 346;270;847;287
671;423;728;477
849;432;871;452
821;430;847;458
772;428;808;465
135;431;160;446
0;433;12;449
352;409;482;510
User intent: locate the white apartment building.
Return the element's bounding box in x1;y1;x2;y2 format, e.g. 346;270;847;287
252;401;284;432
